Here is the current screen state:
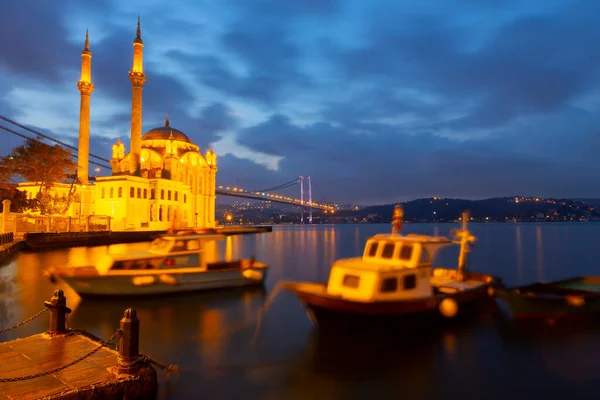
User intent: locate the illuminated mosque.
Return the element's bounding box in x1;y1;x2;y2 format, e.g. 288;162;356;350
19;18;217;230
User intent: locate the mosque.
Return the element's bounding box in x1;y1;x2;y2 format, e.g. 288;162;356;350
18;19;217;230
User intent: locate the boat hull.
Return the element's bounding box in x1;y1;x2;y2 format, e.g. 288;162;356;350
496;277;600;321
58;266;268;298
287;273;498;331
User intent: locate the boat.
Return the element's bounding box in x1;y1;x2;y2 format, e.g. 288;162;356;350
495;277;600;322
44;228;269;298
273;206;502;330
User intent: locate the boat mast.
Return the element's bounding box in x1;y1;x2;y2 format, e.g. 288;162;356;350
391;204;403;234
456;211;476;278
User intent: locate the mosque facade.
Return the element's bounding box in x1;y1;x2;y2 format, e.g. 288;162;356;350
18;19;217;230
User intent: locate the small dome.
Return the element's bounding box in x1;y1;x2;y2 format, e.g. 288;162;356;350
142;115;192;143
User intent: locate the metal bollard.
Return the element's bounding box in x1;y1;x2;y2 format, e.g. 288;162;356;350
117;308;140;373
44;289;72;333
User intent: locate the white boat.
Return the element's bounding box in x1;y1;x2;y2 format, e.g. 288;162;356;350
45;230;269;298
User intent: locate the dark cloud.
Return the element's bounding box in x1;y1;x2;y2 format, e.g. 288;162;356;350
334;2;600;132
3;0;600;203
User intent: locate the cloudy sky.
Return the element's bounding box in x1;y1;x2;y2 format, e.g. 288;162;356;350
2;0;600;205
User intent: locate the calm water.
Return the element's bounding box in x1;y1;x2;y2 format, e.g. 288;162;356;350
2;223;600;399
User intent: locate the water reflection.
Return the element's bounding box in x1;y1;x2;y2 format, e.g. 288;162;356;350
515;226;523;285
536;225;544;281
3;224;600;399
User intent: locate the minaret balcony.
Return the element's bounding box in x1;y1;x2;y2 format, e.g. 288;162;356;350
77;81;94;95
129;71;146;86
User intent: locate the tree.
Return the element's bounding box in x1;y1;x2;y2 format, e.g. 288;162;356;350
0;138;77;214
0;187;30;213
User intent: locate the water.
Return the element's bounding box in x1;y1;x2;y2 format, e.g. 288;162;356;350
2;223;600;399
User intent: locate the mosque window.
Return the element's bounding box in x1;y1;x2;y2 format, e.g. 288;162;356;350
150;189;155;200
167;206;171;221
159;206;163;221
110;188;114;198
101;188;105;198
118;187;122;198
137;188;141;198
184;194;187;204
175;191;178;202
130;187;135;198
168;190;171;201
161;190;165;200
144;189;147;199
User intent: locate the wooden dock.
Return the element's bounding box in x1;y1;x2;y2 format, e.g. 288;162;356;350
0;290;169;399
22;225;272;250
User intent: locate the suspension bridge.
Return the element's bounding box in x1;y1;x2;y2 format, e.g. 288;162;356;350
216;176;335;224
0;115;336;223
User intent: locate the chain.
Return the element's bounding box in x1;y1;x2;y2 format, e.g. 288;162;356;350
0;308;49;334
0;329;123;383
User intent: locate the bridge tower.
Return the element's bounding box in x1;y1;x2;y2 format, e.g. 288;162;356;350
300;176;312;224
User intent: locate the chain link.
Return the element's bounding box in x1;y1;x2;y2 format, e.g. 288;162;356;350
0;329;123;383
0;308;49;334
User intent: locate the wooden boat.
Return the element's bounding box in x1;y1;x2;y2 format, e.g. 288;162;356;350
275;207;502;329
495;277;600;321
44;228;268;298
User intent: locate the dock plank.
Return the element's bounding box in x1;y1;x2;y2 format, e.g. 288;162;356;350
0;330;152;400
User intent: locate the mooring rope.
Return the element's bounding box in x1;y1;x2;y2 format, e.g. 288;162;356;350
252;280;298;343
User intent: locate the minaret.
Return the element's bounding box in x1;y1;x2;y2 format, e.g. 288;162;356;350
77;30;94;184
129;17;146;175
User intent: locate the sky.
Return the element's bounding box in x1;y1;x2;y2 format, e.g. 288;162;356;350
2;0;600;205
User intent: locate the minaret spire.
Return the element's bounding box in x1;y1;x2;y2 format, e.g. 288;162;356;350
77;29;94;185
165;114;170;126
136;16;141;40
129;17;146;176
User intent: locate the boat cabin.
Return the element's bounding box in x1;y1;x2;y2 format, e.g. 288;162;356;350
326;233;454;302
95;233;227;274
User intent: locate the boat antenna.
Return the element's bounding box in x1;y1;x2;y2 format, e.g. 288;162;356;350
455;210;476;280
391;204;403;235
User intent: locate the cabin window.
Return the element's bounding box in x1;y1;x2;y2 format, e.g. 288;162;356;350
399;245;413;260
342;274;360;288
172;240;186;252
403;274;417;290
367;242;379;257
381;243;395;259
187;240;200;250
380;277;398;293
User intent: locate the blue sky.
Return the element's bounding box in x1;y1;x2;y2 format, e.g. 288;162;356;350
2;0;600;205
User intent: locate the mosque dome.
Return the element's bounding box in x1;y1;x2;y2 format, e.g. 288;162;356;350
142;115;192;143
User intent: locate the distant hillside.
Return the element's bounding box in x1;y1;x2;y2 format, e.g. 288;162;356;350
573;198;600;207
333;196;598;222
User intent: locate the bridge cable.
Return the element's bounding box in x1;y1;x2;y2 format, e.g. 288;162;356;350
249;178;301;193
